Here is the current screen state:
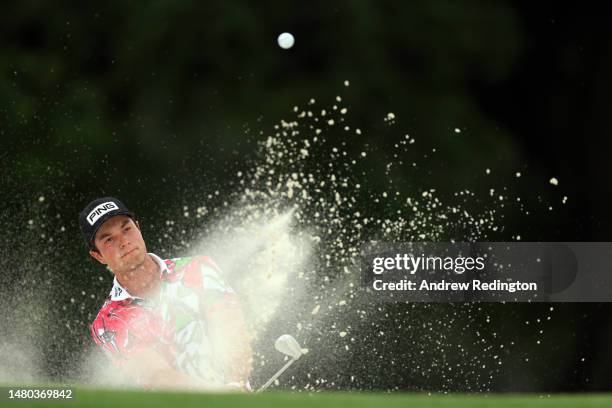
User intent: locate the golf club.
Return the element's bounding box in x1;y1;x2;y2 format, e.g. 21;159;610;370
257;334;304;392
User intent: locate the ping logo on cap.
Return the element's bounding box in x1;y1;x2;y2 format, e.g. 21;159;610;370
87;201;119;225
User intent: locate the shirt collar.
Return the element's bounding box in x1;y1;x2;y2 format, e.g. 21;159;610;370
109;253;167;301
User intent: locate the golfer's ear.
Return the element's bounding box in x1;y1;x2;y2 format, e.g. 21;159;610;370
89;249;107;265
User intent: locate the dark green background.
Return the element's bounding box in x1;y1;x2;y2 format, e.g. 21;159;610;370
1;1;611;392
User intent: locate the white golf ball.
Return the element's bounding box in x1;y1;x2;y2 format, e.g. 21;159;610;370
277;32;294;49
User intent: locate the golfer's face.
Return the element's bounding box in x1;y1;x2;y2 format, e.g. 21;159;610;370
92;215;147;271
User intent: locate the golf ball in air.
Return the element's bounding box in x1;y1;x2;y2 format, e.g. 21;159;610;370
277;32;294;49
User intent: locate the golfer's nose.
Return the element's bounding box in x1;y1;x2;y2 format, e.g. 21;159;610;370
119;235;130;248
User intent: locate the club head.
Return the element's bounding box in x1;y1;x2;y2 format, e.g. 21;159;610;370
274;334;303;360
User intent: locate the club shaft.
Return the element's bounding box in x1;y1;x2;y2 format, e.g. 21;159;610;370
257;358;297;392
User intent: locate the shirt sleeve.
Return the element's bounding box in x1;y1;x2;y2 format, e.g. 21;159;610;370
90;300;175;367
190;256;238;316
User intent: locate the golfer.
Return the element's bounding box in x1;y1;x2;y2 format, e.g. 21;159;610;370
80;197;252;390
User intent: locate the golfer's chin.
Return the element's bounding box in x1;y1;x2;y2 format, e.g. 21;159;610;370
120;248;145;269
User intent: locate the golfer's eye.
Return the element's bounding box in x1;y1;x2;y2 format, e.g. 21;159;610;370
105;237;113;245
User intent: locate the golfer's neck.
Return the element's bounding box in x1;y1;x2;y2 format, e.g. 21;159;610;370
117;255;161;299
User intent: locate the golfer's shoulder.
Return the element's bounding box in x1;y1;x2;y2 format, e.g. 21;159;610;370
163;254;223;274
91;297;140;329
162;254;229;291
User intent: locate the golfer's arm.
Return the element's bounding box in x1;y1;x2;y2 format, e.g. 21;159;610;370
208;300;253;385
121;348;198;389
